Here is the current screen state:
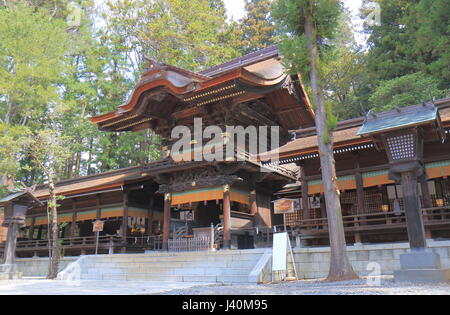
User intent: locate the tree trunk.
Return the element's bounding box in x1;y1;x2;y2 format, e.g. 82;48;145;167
304;10;358;282
47;170;60;279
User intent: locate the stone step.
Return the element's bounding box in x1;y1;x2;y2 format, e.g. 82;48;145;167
82;259;259;269
84;266;252;276
69;249;267;284
85;255;260;264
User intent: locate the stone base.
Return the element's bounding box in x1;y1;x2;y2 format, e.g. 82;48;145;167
400;251;441;270
0;264;22;280
394;269;450;283
394;251;450;283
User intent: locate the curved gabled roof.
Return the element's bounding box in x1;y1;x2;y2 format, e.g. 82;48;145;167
90;46;316;133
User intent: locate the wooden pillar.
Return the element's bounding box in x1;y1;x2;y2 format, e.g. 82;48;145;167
95;194;101;220
420;178;433;239
420;178;433;209
4;222;19;265
355;172;365;215
401;171;427;250
162;193;171;251
70;198;77;239
222;185;231;249
354;232;362;244
250;190;257;216
122;191;129;242
28;217;35;240
299;164;310;221
148;196;155;236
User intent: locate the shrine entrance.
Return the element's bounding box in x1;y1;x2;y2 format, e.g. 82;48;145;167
164;185;255;251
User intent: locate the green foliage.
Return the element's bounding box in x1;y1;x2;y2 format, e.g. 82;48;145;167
0;123;30;181
0;2;69;127
369;72;447;112
233;0;279;54
273;0;342;81
364;0;449;96
104;0;238;72
273;0;343;131
28;129;74;179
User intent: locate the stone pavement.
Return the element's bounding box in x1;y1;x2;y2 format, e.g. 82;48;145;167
0;278;214;295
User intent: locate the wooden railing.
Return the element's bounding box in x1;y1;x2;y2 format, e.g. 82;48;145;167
0;234;165;256
234;206;450;247
11;235;122;253
282;206;450;234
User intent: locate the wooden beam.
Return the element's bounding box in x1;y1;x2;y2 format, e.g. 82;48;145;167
238;103;278;126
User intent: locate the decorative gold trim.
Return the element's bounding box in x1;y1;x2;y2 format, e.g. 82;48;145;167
101;114;139;128
195;91;246;107
183;84;236;102
116;118;152;131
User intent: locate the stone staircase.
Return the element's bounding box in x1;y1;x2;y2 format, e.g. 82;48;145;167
59;249;269;284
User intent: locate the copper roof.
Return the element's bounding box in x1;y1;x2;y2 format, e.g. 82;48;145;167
90;46;315;132
261;99;450;161
32;166;146;199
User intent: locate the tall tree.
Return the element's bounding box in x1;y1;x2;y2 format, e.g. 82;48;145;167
235;0;279;54
28;129;73;279
274;0;358;281
0;2;69;188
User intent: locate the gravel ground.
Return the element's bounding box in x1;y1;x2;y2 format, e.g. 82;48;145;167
159;276;450;295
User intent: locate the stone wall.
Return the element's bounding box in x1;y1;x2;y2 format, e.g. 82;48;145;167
15;257;77;277
293;240;450;279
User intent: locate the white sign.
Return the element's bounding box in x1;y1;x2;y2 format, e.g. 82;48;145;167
272;232;298;282
272;232;288;272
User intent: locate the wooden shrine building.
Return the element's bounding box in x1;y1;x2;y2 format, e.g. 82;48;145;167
267;98;450;246
1;46;313;257
1;46;449;258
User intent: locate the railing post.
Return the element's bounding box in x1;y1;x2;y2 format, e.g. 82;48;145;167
109;236;114;255
210;223;214;250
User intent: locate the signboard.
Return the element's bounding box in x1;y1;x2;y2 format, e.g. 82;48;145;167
309;196;321;209
273;198;300;214
93;220;104;233
180;210;194;221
